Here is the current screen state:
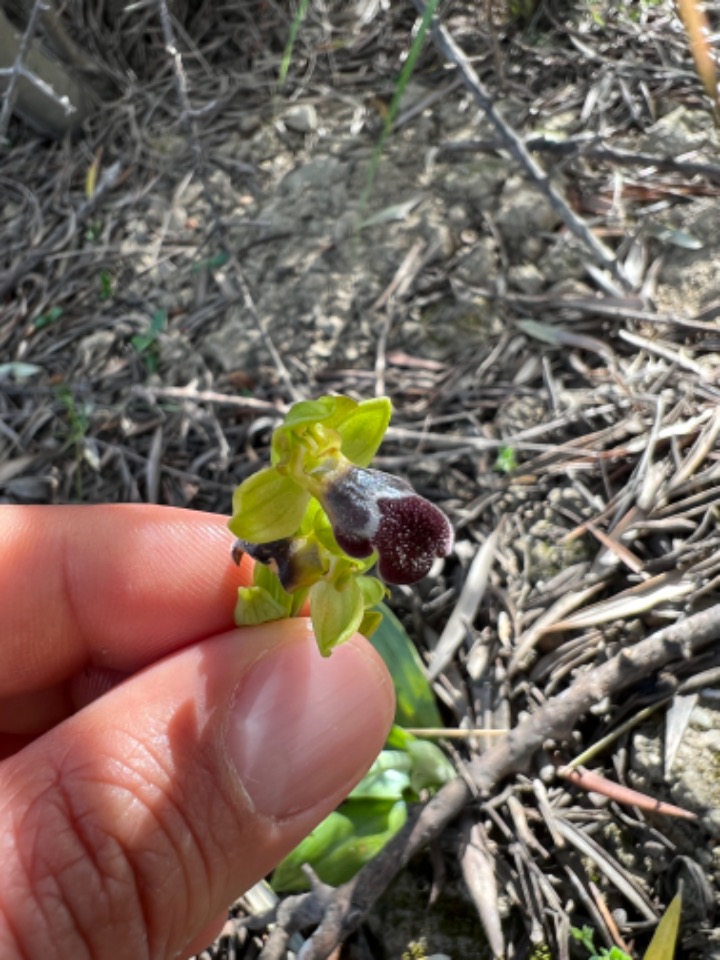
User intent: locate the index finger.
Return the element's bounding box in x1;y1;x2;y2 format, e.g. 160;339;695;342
0;505;252;696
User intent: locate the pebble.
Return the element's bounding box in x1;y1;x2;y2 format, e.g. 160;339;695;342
284;104;317;133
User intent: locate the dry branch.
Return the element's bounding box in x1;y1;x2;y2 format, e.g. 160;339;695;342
293;603;720;958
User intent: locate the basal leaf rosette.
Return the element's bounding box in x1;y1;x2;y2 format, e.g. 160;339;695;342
228;395;453;656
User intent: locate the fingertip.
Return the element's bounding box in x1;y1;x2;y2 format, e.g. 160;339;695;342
0;505;252;695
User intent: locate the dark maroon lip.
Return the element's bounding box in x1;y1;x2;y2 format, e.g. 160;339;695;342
321;466;454;585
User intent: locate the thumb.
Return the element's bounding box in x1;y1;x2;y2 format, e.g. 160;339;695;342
0;620;394;960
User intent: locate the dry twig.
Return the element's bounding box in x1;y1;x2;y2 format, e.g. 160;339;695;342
292;604;720;957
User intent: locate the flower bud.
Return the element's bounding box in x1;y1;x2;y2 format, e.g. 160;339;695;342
320;466;453;585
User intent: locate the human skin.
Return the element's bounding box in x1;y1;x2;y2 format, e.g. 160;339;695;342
0;505;395;959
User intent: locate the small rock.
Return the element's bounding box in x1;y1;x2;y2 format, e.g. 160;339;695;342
238;114;261;136
496;175;562;247
284;104;317;133
508;263;544;294
452;238;497;284
632;731;663;782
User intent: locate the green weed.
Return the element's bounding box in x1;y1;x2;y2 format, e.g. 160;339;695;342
571;926;632;960
33;306;63;330
361;0;441;209
278;0;310;88
131;309;166;373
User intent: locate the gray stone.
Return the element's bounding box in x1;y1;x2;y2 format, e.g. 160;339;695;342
283;104;318;133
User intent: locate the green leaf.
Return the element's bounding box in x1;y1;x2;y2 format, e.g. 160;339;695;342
348;751;412;800
132;309;167;353
271;798;407;892
369;603;443;728
405;738;455;794
359;609;383;639
495;445;518;473
192;249;230;273
571;926;596;952
386;727;455;795
359;0;440;209
642;892;682;960
234;585;291;626
150;309;167;334
98;270;113;301
228;467;309;542
334;397;392;466
310;577;365;656
271;809;355;892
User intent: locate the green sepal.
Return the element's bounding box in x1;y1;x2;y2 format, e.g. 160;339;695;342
272;395;391;469
334;396;392;466
228;466;309;542
271;809;355;892
312;506;348;555
279;396;339;431
252;557;291;603
310;577;365;656
357;575;387;607
234;585;291;626
349;750;412;800
289;587;309;617
298;496;323;534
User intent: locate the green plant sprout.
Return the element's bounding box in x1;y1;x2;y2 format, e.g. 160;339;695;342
360;0;440;210
228;395;453;656
572;889;682;960
495;444;518;473
98;270;113;301
33;305;64;330
131;308;166;373
571;926;631;960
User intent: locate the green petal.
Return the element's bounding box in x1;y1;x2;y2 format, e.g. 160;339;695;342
334;396;392;466
234;585;291;626
310;578;364;656
228;467;309;542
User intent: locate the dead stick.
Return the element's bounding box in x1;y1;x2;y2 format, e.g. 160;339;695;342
296;603;720;959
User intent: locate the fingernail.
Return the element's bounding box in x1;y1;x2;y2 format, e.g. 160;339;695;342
226;624;392;819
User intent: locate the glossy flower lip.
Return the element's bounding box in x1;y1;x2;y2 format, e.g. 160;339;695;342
320;466;454;585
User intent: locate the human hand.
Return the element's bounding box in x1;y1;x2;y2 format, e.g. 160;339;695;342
0;505;395;959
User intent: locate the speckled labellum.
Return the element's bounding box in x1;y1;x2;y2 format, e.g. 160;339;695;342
320;466;454;585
